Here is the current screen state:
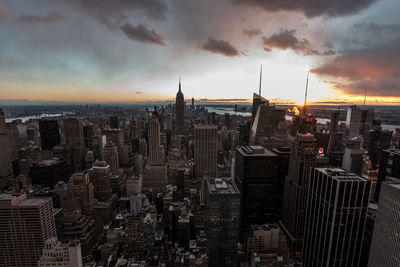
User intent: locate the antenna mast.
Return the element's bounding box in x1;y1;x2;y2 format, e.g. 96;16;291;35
304;71;309;108
364;88;367;106
259;64;262;96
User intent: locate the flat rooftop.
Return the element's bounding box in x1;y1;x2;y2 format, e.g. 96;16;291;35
316;168;368;182
207;178;239;194
237;146;277;157
194;124;217;129
16;198;49;207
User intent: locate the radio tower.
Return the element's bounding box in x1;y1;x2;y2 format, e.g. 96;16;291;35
259;64;262;96
303;71;309;115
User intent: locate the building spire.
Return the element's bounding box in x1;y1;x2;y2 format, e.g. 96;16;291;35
304;71;309;108
364;88;367;106
179;76;181;92
259;64;262;96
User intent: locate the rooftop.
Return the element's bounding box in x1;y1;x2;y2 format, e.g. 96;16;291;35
207;178;239;194
317;168;368;182
237;145;277;157
16;197;49;207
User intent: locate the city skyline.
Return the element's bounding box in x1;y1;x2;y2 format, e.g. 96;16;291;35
1;0;400;105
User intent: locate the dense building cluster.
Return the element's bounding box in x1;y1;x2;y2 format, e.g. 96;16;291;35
0;80;399;267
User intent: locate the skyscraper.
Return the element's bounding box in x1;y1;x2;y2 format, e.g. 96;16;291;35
194;124;217;179
148;116;164;164
38;238;83;267
103;141;119;172
249;100;285;144
368;181;400;267
176;78;184;136
234;145;278;235
89;161;112;201
109;115;119;129
251;93;267;123
39;120;61;150
0;193;56;267
375;149;400;202
0;109;13;188
63;172;94;216
302;168;370;267
345;105;374;138
205;178;240;267
281;133;323;257
63;118;86;174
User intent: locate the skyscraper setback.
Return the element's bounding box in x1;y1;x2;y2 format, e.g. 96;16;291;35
175;78;185;136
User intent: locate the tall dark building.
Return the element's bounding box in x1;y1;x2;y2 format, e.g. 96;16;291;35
0;109;13;188
39;120;60;150
109;116;119;129
63;119;86;174
205;178;240;267
175;79;184;136
0;193;57;267
281;133;324;257
239;121;251;145
363;127;392;168
29;159;69;188
302;168;370;267
375;149;400;202
234;145;278;236
83;124;95;150
272;146;291;218
194;124;217;179
368;181;400;267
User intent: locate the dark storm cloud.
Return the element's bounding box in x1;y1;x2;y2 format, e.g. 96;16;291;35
243;28;262;39
202;36;241;57
62;0;168;30
232;0;377;17
352;23;400;35
0;1;63;24
262;30;319;55
312;39;400;96
120;23;166;45
18;13;64;24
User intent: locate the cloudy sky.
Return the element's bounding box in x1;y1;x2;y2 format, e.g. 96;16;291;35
0;0;399;105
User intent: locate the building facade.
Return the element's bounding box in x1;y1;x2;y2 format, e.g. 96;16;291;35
302;168;371;267
368;181;400;267
205;178;240;267
0;193;56;267
38;238;83;267
39;120;61;150
234;146;279;236
194;124;217;179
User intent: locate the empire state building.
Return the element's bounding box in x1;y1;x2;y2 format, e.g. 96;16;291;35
176;78;184;135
